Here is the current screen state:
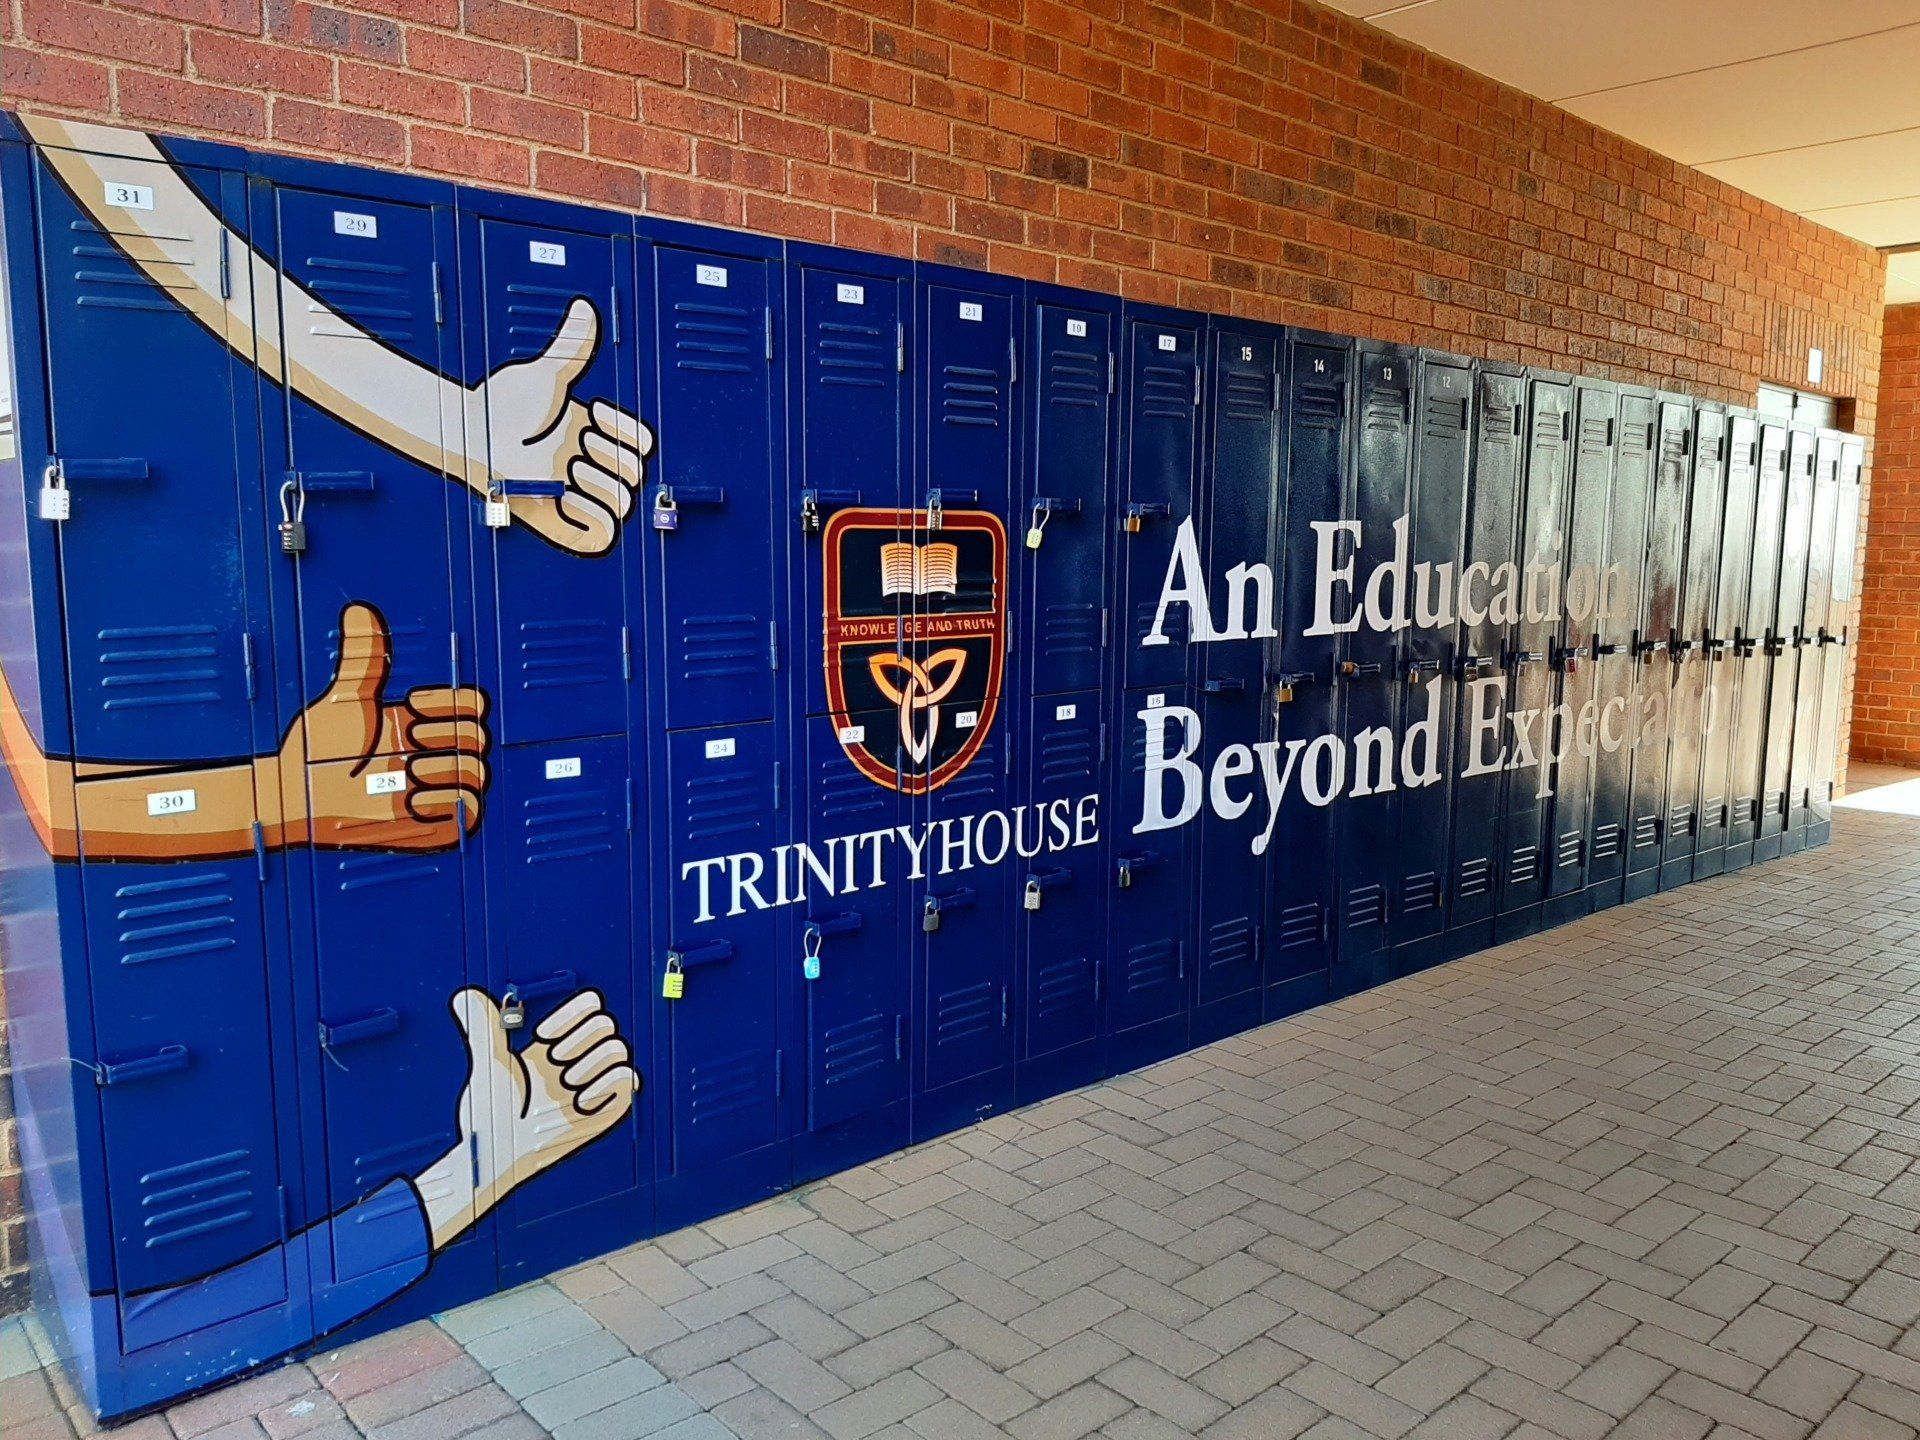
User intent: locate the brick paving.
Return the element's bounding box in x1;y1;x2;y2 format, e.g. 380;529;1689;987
6;799;1920;1439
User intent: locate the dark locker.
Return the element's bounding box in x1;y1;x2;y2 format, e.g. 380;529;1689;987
34;151;268;762
470;214;634;746
1694;412;1758;878
1446;363;1524;952
1586;390;1655;911
1110;692;1197;1069
793;707;908;1182
1622;399;1692;901
1809;441;1862;847
655;722;787;1228
1391;355;1472;973
1118;307;1203;692
1495;376;1572;940
1784;432;1840;855
1333;343;1413;993
648;235;782;731
1266;333;1349;1018
1756;427;1814;863
1195;324;1281;1043
1659;406;1727;888
268;186;465;746
1727;422;1789;870
1541;381;1615;928
1017;691;1106;1102
1023;290;1116;698
491;735;645;1274
788;248;910;719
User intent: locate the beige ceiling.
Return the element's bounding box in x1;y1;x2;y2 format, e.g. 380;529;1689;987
1325;0;1920;305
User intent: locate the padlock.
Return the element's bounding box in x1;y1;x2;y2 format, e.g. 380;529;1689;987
802;954;821;981
662;956;685;1000
1124;510;1142;534
1024;878;1042;912
277;479;307;551
922;897;941;933
500;993;526;1031
801;492;821;534
485;495;511;528
279;518;307;555
802;927;823;981
38;463;69;522
1275;682;1294;706
928;494;944;532
1025;505;1049;550
1117;860;1133;889
652;489;679;532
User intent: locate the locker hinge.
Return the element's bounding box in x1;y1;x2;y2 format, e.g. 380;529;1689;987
764;307;775;363
1092;963;1101;1001
774;1050;783;1096
1560;410;1571;442
769;621;780;671
610;285;622;345
242;633;257;700
1193;368;1202;406
896;322;906;373
773;761;783;810
1720;430;1731;461
1680;427;1692;455
1000;986;1009;1028
1009;336;1019;385
449;631;460;688
1100;606;1110;647
469;1131;481;1187
1272;372;1282;411
279;1186;291;1240
219;232;232;301
894;1015;903;1061
431;262;445;327
621;625;632;682
625;777;634;833
1605;418;1615;446
1099;720;1107;754
252;822;267;882
1108;352;1116;394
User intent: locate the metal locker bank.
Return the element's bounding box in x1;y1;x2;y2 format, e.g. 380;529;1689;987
0;114;1858;1423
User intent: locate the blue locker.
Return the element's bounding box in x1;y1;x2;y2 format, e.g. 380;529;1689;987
467;207;634;746
1023;289;1115;698
1110;692;1196;1069
646;229;782;731
1266;332;1348;1017
788;248;910;719
1727;422;1789;870
1784;432;1840;855
1017;691;1106;1101
1587;391;1655;910
1118;307;1202;691
655;722;788;1228
1809;440;1862;847
1194;323;1281;1043
1756;427;1814;863
1694;412;1758;878
1541;381;1614;929
1659;406;1726;888
1447;364;1524;953
1495;376;1571;941
489;735;646;1275
1333;343;1413;994
1391;355;1472;973
1622;398;1691;901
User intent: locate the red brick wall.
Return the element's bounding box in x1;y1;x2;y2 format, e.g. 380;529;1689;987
0;0;1892;1313
1856;305;1920;767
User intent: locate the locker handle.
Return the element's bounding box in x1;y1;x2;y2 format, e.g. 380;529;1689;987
804;911;863;942
924;887;976;918
663;484;727;506
1670;636;1696;656
1505;650;1545;668
800;488;863;533
498;479;565;498
666;940;734;969
1763;635;1786;657
1817;630;1841;647
1791;634;1814;649
97;1044;188;1087
54;456;149;483
300;471;377;494
1032;496;1083;515
1594;642;1626;656
1339;659;1383;678
505;970;578;1003
1454;653;1496;674
1116;851;1163;887
1551;645;1589;673
1404;657;1442;684
319;1009;400;1050
927;488;980;506
1201;677;1246;694
1026;867;1073;892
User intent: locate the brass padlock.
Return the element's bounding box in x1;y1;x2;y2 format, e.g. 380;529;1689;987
1275;682;1294;706
1124;510;1142;534
662;956;685;1000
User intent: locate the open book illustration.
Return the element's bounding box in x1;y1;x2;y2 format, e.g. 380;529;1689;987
880;541;959;597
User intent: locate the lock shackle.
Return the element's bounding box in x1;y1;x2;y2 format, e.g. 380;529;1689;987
279;478;307;526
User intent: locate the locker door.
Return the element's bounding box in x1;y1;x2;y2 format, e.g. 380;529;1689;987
1448;366;1522;950
1333;345;1412;993
77;780;287;1317
1784;433;1840;854
1496;378;1571;938
1757;428;1814;861
1268;335;1348;1015
796;708;907;1176
1110;693;1196;1065
1810;442;1862;845
1728;424;1788;869
34;151;264;762
492;735;644;1272
1623;400;1691;900
1195;325;1279;1042
1118;310;1202;691
1024;295;1114;698
1018;691;1105;1100
1695;413;1757;877
650;242;780;731
272;187;462;747
657;723;786;1226
1543;382;1614;926
1587;393;1655;908
1392;356;1471;972
791;253;908;718
1660;407;1726;887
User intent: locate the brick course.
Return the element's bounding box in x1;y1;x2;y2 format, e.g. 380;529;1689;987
0;0;1893;1314
1855;304;1920;766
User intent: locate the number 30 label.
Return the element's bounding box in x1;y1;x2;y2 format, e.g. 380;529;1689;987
146;788;196;817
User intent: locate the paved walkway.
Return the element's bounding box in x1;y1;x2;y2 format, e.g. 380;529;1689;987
7;796;1920;1440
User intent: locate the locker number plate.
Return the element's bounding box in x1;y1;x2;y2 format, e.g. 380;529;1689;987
1055;702;1078;721
146;788;197;817
1158;334;1178;352
1066;319;1088;338
696;264;728;288
956;710;978;729
530;241;567;267
704;737;736;759
366;771;406;796
1146;693;1166;708
104;182;154;211
959;302;983;322
838;724;866;744
334;211;378;239
836;283;865;305
545;756;582;780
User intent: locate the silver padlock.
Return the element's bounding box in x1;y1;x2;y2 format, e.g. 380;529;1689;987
927;493;943;532
38;462;69;522
278;480;308;554
1024;878;1042;911
500;992;526;1031
801;491;821;534
922;897;941;933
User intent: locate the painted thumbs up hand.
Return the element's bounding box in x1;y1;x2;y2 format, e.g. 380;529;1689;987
283;602;491;851
478;296;652;557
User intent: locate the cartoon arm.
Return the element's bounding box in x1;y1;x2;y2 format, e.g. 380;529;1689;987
19;114;649;557
0;603;488;860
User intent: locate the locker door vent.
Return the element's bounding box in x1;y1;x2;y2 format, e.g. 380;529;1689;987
1140;362;1192;421
1632;815;1661;850
821;1013;890;1089
1764;788;1786;818
1344;884;1386;930
681;762;764;847
678;612;761;687
96;623;235;720
1506;846;1538;886
1456;856;1492;898
1296;381;1344;431
1034;956;1094;1019
522;789;618;864
1046;349;1102;410
1039;723;1098;786
506;281;588;360
1223;368;1268;422
1277;903;1322;950
138;1147;261;1253
1591;823;1623;860
517;618;618;697
1133;598;1189;652
688;1050;766;1130
1424;396;1467;435
1400;872;1441;915
933;981;996;1048
112;872;241;967
1040;603;1100;669
673;298;754;374
1622;422;1654;455
940;363;1003;430
1124;939;1181;994
815;320;888;389
305;252;420;344
1481;401;1515;445
819;761;894;827
1555;829;1583;870
1363;383;1404;431
1204;918;1256;971
1579;417;1611;451
1667;804;1695;839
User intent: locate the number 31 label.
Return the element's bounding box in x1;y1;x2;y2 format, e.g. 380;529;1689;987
105;182;154;211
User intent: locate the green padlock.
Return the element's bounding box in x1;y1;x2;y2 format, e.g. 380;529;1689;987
662;955;685;1000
